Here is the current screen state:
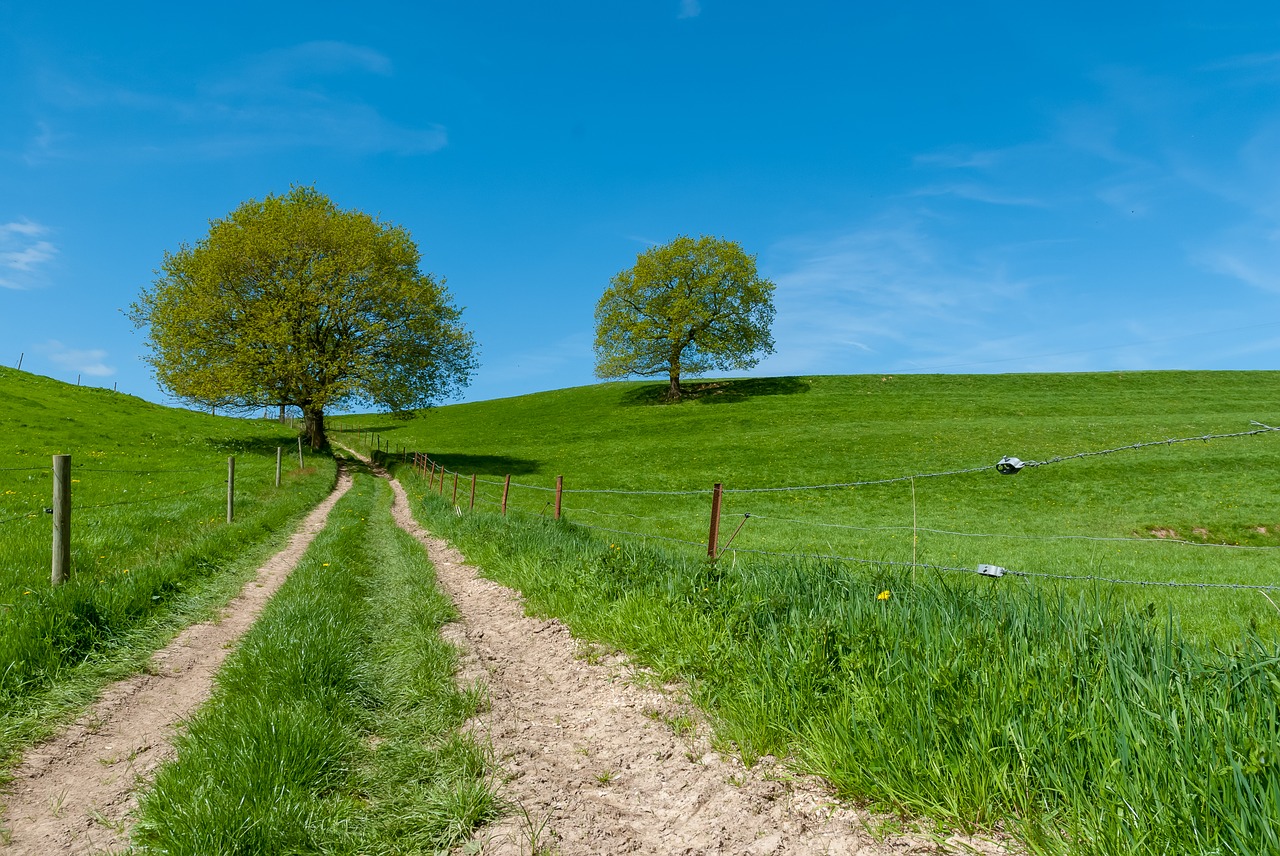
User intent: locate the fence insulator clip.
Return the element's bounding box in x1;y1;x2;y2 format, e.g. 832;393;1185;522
977;564;1007;578
996;456;1026;475
44;507;53;515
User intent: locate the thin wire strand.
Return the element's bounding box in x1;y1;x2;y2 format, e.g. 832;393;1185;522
76;481;226;513
0;510;41;525
746;513;1280;550
0;466;47;472
430;422;1280;497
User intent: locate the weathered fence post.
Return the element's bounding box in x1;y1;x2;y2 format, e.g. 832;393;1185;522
452;472;459;505
275;446;282;488
227;457;236;523
501;475;511;516
51;454;71;586
438;468;446;496
707;482;723;560
470;474;477;511
555;476;563;520
429;463;437;490
297;436;304;469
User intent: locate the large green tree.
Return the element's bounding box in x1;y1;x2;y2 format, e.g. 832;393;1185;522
594;235;776;400
130;187;477;448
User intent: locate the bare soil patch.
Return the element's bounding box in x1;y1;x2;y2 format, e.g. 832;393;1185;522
0;467;354;855
383;473;1007;855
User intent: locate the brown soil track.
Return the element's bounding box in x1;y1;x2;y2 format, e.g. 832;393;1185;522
376;459;1007;856
0;467;355;855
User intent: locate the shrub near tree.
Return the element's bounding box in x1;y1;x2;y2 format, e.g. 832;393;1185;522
130;186;478;448
594;235;776;400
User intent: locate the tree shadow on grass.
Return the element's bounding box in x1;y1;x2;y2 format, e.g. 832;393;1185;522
621;376;811;407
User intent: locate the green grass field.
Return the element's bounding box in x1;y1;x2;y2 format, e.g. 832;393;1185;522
333;371;1280;855
0;367;336;761
132;472;497;854
336;371;1280;641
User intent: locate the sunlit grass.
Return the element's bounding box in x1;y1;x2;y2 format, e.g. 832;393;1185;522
132;472;497;854
0;367;335;760
407;489;1280;856
336;371;1280;641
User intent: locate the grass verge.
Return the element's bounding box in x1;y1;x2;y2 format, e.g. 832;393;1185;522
400;469;1280;856
131;470;498;855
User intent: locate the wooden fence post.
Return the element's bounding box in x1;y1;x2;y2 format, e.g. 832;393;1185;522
501;475;511;516
297;436;304;469
707;482;723;560
438;468;446;496
429;464;437;490
555;475;563;520
227;457;235;523
469;474;477;511
51;454;70;586
275;446;282;488
452;472;459;505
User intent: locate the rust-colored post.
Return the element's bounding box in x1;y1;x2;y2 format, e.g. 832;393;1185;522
429;463;437;490
438;468;445;496
501;474;511;516
469;474;477;510
707;482;723;560
452;471;459;505
554;475;563;520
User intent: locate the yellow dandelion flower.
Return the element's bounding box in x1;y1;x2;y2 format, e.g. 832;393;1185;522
877;590;891;601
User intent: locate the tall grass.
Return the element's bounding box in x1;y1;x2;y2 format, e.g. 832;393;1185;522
406;482;1280;856
0;367;336;760
132;472;498;855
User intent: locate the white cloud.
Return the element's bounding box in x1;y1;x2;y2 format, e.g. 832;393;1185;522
0;220;57;289
28;41;446;160
36;340;114;377
678;0;701;19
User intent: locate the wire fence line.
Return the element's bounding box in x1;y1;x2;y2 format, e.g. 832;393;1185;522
745;513;1280;551
424;422;1280;498
405;420;1280;595
76;481;227;514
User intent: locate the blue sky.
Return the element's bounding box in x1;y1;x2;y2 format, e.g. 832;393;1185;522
4;2;1280;407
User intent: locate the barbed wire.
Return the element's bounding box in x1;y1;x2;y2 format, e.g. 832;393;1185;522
76;481;226;514
745;513;1280;551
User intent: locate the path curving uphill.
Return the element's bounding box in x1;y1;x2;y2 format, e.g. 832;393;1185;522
0;467;355;855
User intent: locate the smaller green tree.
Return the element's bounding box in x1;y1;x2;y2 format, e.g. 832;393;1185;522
594;235;776;400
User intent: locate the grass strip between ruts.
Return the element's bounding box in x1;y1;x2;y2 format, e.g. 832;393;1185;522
398;464;1280;856
131;470;498;855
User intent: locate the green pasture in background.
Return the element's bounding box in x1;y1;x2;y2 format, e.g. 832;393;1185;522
336;371;1280;641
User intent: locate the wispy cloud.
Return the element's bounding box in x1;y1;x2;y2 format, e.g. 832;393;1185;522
35;340;114;377
678;0;701;19
0;220;57;289
910;183;1048;208
26;41;446;160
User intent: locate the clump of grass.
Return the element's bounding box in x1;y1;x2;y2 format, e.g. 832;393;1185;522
409;490;1280;856
132;473;497;854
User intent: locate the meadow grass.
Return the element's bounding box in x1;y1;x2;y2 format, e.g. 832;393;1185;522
337;372;1280;641
131;471;498;855
0;368;335;761
403;480;1280;856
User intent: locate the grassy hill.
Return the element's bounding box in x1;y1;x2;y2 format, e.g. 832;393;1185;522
0;367;335;759
341;372;1280;855
335;370;1280;640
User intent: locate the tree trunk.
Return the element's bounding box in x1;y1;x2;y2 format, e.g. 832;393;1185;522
302;407;328;450
667;369;682;401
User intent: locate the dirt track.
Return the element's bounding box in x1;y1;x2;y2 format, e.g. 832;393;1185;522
2;450;1008;854
0;468;354;855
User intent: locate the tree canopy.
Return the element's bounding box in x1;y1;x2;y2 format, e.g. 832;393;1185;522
130;186;477;448
594;235;776;399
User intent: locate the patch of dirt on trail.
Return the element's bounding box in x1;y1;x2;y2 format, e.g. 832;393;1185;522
0;467;355;855
382;475;1010;856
